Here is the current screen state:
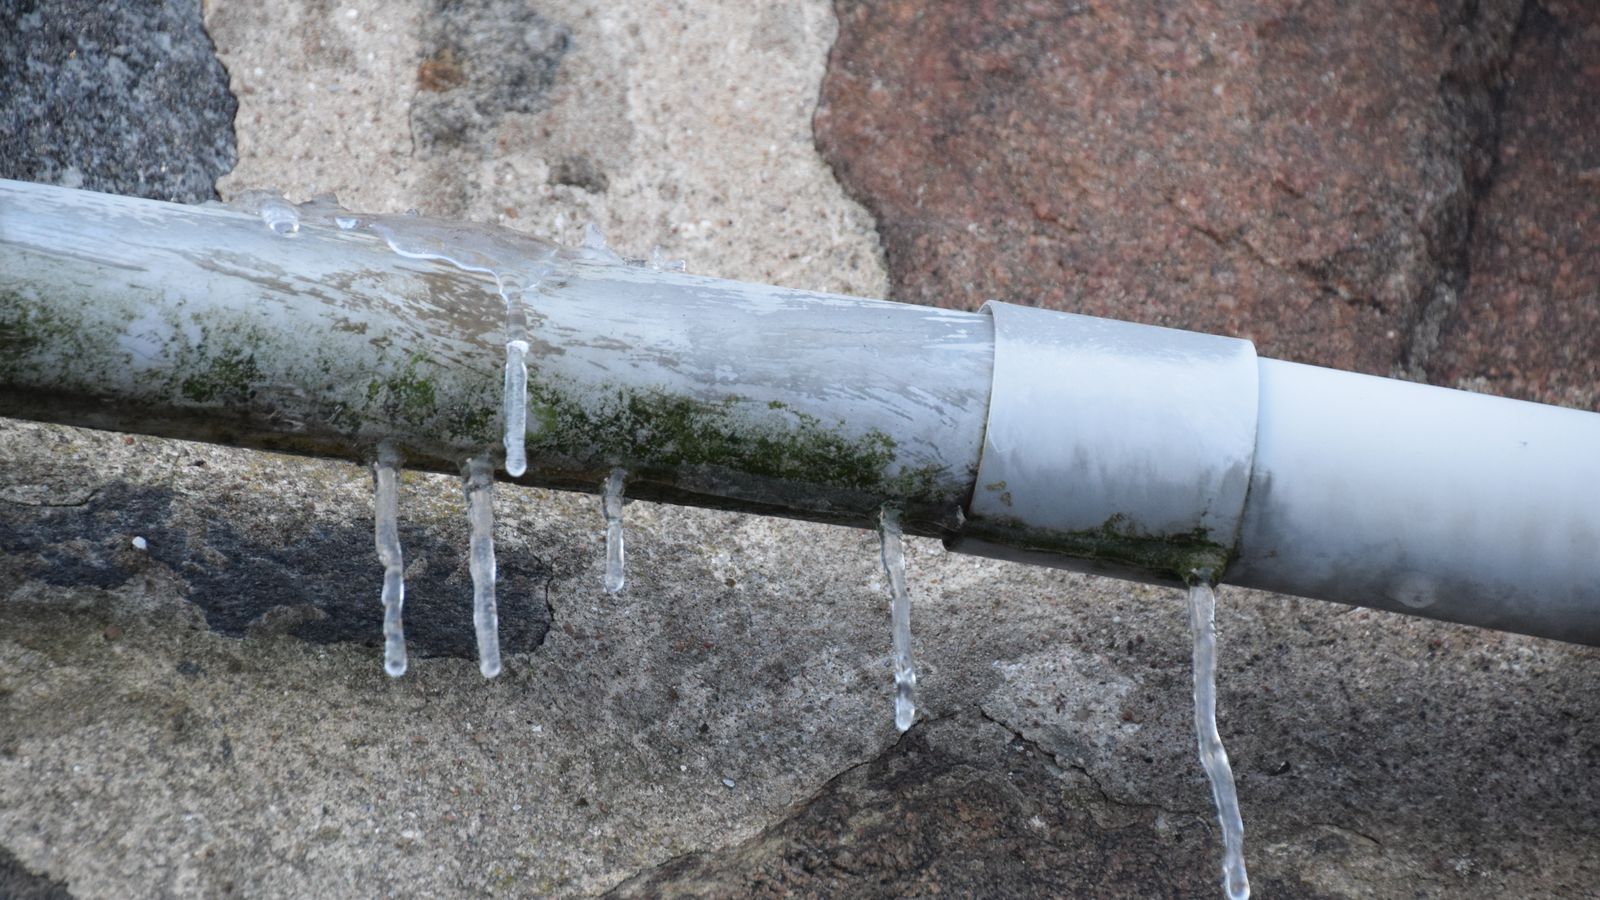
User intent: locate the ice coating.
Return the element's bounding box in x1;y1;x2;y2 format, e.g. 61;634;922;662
228;189;300;236
601;468;626;593
373;443;408;677
260;201;300;236
1187;576;1250;900
355;213;558;479
463;455;502;678
879;507;917;732
647;245;686;273
575;222;625;264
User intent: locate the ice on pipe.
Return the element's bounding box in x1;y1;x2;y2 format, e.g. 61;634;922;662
372;444;408;677
601;468;627;594
502;338;530;477
1187;576;1250;900
355;213;558;479
647;245;687;273
575;222;625;264
463;455;502;678
227;189;300;236
878;507;918;732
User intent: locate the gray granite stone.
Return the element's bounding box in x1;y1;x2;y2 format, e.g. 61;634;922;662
0;0;236;202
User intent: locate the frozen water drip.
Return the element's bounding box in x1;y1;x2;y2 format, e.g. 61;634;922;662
356;216;552;479
463;455;502;678
503;337;530;477
1187;575;1250;900
878;507;918;732
648;245;686;272
373;444;408;677
602;468;627;593
259;198;300;236
576;222;624;264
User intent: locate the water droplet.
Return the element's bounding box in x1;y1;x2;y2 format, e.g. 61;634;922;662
259;198;300;235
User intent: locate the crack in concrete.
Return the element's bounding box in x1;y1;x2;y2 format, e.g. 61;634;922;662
600;717;945;895
975;706;1200;820
1310;820;1384;849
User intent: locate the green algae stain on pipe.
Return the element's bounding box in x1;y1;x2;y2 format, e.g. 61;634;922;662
523;381;961;523
959;513;1234;585
180;350;263;404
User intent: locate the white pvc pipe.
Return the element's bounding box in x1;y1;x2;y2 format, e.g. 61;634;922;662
947;301;1600;645
1228;360;1600;644
3;180;1598;644
950;302;1258;582
0;179;992;534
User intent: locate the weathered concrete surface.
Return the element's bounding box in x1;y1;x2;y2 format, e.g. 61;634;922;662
1427;0;1600;411
4;0;1600;898
6;421;1598;899
204;0;888;297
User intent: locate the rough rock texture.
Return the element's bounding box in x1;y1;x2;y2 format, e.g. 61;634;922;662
816;0;1525;376
5;422;1597;899
608;715;1227;899
0;845;72;900
1427;0;1600;410
5;0;1600;898
0;0;236;202
205;0;888;296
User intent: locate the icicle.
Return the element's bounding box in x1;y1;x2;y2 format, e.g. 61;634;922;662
1187;574;1250;900
354;213;556;479
500;272;532;479
463;455;502;678
601;468;627;593
373;443;408;677
878;507;917;732
502;336;529;477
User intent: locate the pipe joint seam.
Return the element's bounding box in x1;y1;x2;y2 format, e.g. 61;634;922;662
947;301;1260;585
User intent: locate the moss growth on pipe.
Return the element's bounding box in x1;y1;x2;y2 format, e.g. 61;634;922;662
523;381;959;512
960;513;1233;584
0;294;77;378
180;349;262;403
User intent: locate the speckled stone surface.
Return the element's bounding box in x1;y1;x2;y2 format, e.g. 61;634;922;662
0;0;236;202
815;0;1523;376
1428;0;1600;411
